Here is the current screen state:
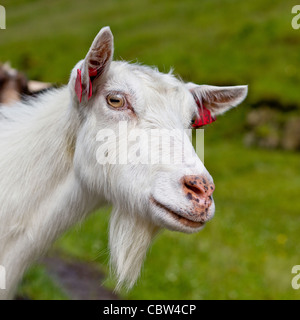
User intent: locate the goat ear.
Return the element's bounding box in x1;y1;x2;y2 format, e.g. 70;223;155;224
85;26;114;80
187;83;248;117
73;26;114;103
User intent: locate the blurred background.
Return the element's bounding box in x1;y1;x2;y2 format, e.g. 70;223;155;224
1;0;300;299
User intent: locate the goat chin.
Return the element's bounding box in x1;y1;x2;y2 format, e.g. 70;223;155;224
109;207;159;290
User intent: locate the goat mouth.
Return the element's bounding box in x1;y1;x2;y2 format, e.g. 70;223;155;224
150;197;205;229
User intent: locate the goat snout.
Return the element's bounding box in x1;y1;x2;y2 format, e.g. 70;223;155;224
182;175;215;215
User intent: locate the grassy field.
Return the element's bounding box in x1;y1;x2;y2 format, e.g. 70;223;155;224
1;0;300;299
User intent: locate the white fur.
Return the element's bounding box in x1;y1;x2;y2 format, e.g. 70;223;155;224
0;27;247;299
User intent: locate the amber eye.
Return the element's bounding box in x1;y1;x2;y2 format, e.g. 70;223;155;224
107;94;125;108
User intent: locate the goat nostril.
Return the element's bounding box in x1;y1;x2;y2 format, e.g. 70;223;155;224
184;182;204;196
182;175;215;201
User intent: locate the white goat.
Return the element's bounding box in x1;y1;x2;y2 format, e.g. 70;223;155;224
0;27;247;299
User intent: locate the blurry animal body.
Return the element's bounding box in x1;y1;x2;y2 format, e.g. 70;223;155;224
0;62;51;105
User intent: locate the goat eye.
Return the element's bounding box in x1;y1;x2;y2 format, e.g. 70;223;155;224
106;94;125;108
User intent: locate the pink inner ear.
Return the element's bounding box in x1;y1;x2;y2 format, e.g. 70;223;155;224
192;104;216;128
75;69;82;103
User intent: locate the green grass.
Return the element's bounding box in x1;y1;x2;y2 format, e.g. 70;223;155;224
17;265;69;300
1;0;299;104
0;0;299;299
